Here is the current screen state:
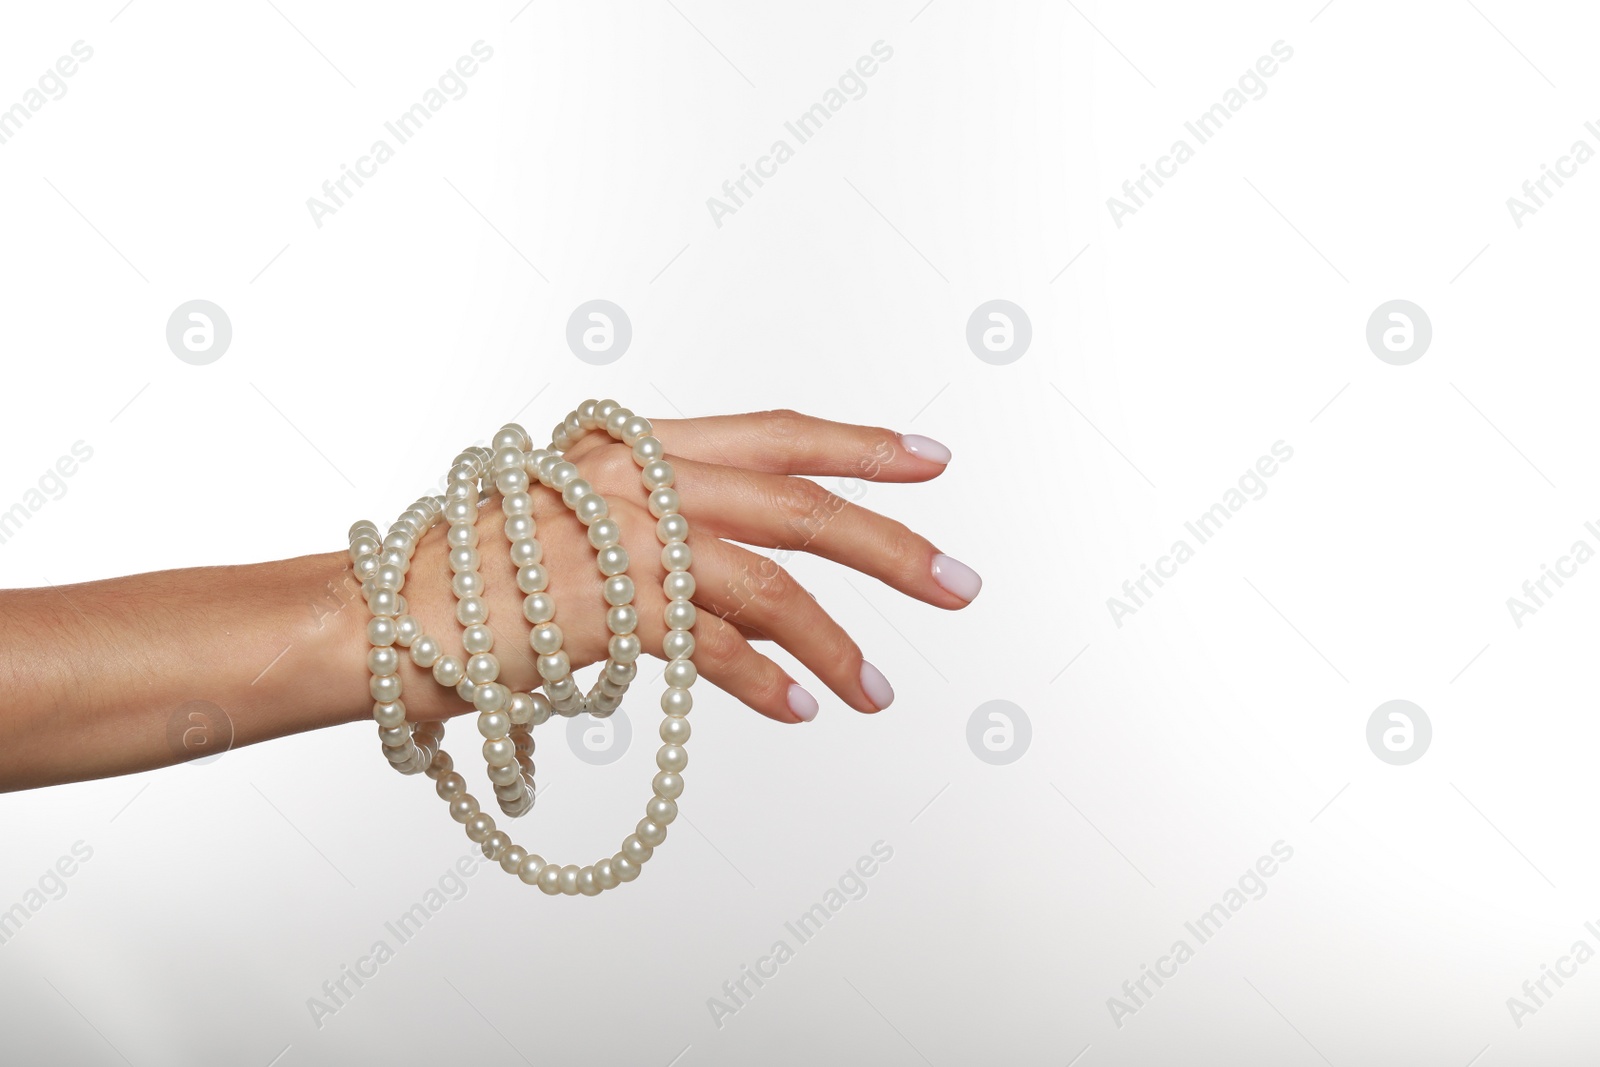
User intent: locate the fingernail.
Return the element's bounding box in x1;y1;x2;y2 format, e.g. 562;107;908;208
899;433;952;465
931;553;982;602
787;683;819;722
859;662;895;710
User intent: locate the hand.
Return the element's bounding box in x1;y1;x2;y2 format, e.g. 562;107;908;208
397;409;980;724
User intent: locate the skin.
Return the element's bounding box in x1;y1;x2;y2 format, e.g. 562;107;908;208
0;410;978;792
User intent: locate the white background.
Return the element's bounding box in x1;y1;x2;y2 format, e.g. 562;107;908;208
1;1;1597;1063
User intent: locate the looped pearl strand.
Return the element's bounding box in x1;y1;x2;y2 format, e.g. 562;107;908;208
352;400;697;894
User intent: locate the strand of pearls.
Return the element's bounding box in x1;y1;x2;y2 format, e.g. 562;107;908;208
349;400;696;894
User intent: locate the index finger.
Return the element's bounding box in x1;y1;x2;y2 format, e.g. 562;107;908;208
644;408;952;481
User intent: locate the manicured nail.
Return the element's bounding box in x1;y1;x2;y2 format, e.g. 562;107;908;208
787;683;819;722
931;553;982;602
859;662;895;710
899;433;952;465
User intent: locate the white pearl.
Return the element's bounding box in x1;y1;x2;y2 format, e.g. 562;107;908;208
354;556;379;580
367;647;400;676
641;461;674;490
559;864;582;895
492;445;522;472
662;630;694;660
499;845;528;874
596;546;629;577
576;494;608;526
374;700;407;728
537;652;571;681
661;687;692;715
595;398;620;421
603;576;635;607
530;623;564;656
653;771;684;800
426;750;454;780
657;514;689;543
473;683;509;713
482;831;511;860
588;519;621;549
608;633;641;663
487;760;521;785
660;716;690;744
577;867;601;896
368;589;399;617
394;615;419;647
664;598;696;631
647;796;678;825
622;416;652;444
632;436;663;464
465;813;495;842
664;659;697;688
614;854;640;882
445;499;474;524
367;617;397;646
621;835;653;863
370;675;401;703
436;772;466;800
410;636;441;668
456;597;489;626
606;407;632;436
637;818;666;847
661;542;692;572
607;605;638;634
516;565;549;594
509;539;541;567
452;571;484;598
456;678;479;704
503;490;533;517
373;564;403;591
549;460;579;488
432;655;464;687
483;737;516;766
648;487;680;518
522;593;555;624
496;469;529;494
537;865;562;895
448;546;480;573
448;796;479;823
504;514;535;542
658;745;687;773
595;858;619;889
461;624;494;654
378;725;409;747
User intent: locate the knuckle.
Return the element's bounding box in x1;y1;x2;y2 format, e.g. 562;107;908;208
771;476;829;519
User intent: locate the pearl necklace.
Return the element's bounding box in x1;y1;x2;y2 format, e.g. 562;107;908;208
349;399;695;894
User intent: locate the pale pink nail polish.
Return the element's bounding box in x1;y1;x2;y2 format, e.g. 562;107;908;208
787;683;819;722
859;662;895;710
899;433;952;465
931;553;982;602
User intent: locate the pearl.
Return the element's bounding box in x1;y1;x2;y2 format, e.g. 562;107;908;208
496;469;528;494
482;831;511;860
632;436;663;464
648;487;680;518
477;711;510;738
432;655;464;687
603;576;635;607
462;624;494;654
456;597;489;626
548;460;579;489
474;682;509;713
641;461;674;490
487;760;521;786
657;514;689;543
509;539;541;567
661;687;692;715
394;615;420;647
597;546;629;576
374;700;407;728
621;835;653;863
637;818;666;847
367;646;400;676
367;617;397;646
658;745;688;773
588;519;621;549
614;855;640;882
608;633;641;663
661;542;692;572
607;605;638;635
522;593;555;624
647;796;678;825
368;589;399;616
426;750;454;779
465;653;499;684
504;514;535;542
537;652;571;681
606;407;632;436
530;623;563;656
622;416;652;444
503;490;533;517
595;859;619;889
653;771;684;799
577;867;601;896
662;630;694;660
448;546;480;573
559;864;581;896
664;598;696;631
576;493;608;526
660;716;690;744
410;636;441;668
449;796;479;823
451;571;484;598
516;565;549;594
354;556;379;580
664;659;698;689
465;813;495;842
537;865;562;895
370;674;401;703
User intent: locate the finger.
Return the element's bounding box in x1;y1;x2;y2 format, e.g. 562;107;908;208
645;409;951;482
644;610;815;725
691;538;892;714
670;457;981;609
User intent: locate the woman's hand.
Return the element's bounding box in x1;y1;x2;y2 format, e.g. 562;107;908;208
397;410;980;725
